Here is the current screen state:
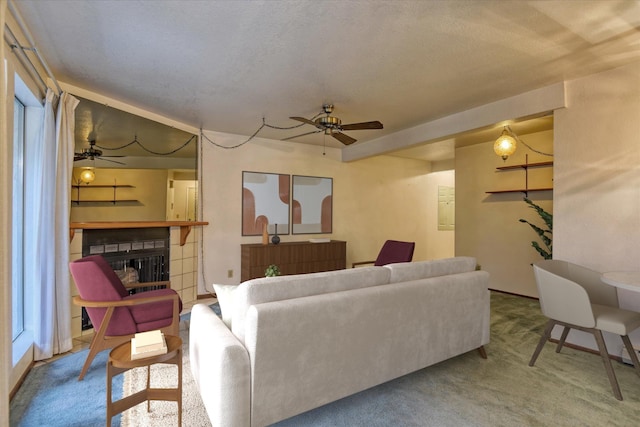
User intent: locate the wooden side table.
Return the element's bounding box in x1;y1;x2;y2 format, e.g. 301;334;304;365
106;334;182;426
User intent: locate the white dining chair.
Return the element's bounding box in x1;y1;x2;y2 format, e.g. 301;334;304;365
529;259;640;400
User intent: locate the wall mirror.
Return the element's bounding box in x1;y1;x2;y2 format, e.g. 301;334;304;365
242;172;290;236
292;175;332;234
71;95;198;222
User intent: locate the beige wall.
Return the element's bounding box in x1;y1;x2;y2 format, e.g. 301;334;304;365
199;131;435;292
456;130;553;297
70;168;168;222
554;61;640;352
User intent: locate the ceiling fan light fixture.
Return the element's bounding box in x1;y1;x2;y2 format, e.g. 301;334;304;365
79;168;95;184
318;115;341;128
288;104;383;145
494;127;517;161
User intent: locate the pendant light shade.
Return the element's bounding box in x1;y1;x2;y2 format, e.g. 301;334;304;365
494;127;517;161
80;168;96;184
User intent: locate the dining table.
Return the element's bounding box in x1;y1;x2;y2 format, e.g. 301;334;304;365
601;271;640;293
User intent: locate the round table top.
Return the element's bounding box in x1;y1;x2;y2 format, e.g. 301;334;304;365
109;334;182;368
601;271;640;292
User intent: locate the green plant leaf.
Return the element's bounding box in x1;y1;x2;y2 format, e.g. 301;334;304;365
264;264;281;277
520;198;553;260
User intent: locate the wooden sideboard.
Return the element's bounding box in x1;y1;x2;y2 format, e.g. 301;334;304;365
241;240;346;282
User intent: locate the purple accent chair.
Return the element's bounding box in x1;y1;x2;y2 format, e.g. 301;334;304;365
69;255;182;380
352;240;416;268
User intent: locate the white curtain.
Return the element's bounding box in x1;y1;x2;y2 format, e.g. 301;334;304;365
52;92;78;355
32;89;78;360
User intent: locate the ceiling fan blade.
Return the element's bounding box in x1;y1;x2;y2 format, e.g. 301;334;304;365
290;116;322;128
282;130;323;141
340;121;384;131
74;155;86;161
331;132;357;146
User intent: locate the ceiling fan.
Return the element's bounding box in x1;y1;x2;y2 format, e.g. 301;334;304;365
285;104;383;145
74;140;125;165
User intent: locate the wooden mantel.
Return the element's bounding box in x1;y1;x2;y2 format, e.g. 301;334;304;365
69;221;209;246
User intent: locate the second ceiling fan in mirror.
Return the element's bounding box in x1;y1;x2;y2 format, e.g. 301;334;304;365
285;104;383;145
73;139;125;165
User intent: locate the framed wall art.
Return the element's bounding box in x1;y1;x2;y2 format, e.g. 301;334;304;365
242;171;290;236
292;175;332;234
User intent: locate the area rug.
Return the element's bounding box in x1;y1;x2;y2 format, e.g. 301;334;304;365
121;321;210;426
120;293;640;426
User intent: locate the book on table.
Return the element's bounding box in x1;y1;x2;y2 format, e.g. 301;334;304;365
131;330;167;360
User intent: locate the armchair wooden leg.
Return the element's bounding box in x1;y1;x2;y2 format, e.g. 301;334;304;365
78;333;102;381
79;306;115;381
556;326;570;353
529;320;555;367
621;335;640;377
593;330;623;401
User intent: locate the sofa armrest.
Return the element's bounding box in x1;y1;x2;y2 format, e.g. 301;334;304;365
189;304;251;427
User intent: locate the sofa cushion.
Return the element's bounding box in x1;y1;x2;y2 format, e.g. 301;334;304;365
385;256;477;283
232;266;390;342
212;284;238;328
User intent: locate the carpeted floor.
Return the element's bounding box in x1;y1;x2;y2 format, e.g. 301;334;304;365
273;293;640;426
11;294;640;426
9;347;123;426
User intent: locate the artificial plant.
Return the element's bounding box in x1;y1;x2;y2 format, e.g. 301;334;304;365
265;264;281;277
519;197;552;259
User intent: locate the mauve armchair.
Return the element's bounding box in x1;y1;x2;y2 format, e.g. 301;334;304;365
352;240;415;268
69;255;182;380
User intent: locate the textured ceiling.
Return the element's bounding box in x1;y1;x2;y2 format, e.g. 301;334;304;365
12;0;640;160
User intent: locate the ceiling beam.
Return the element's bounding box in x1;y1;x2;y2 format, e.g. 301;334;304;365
341;83;566;162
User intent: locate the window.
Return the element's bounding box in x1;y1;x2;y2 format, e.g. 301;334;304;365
11;74;41;366
12;97;25;341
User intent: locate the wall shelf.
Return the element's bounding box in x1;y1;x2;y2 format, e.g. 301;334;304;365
486;155;553;196
486;188;553;195
495;161;553;171
71;183;138;205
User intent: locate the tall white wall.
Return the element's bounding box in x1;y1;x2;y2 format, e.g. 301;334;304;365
554;61;640;351
199;131;434;292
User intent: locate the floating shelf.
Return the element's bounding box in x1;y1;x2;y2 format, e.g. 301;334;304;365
71;182;137;204
495;161;553;171
486;155;553;196
72;199;138;205
71;184;135;188
486;188;553;194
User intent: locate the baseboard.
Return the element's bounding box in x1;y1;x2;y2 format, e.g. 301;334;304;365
489;288;539;300
621;347;640;365
10;360;34;401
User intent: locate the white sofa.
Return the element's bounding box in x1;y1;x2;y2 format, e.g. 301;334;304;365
190;257;490;427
